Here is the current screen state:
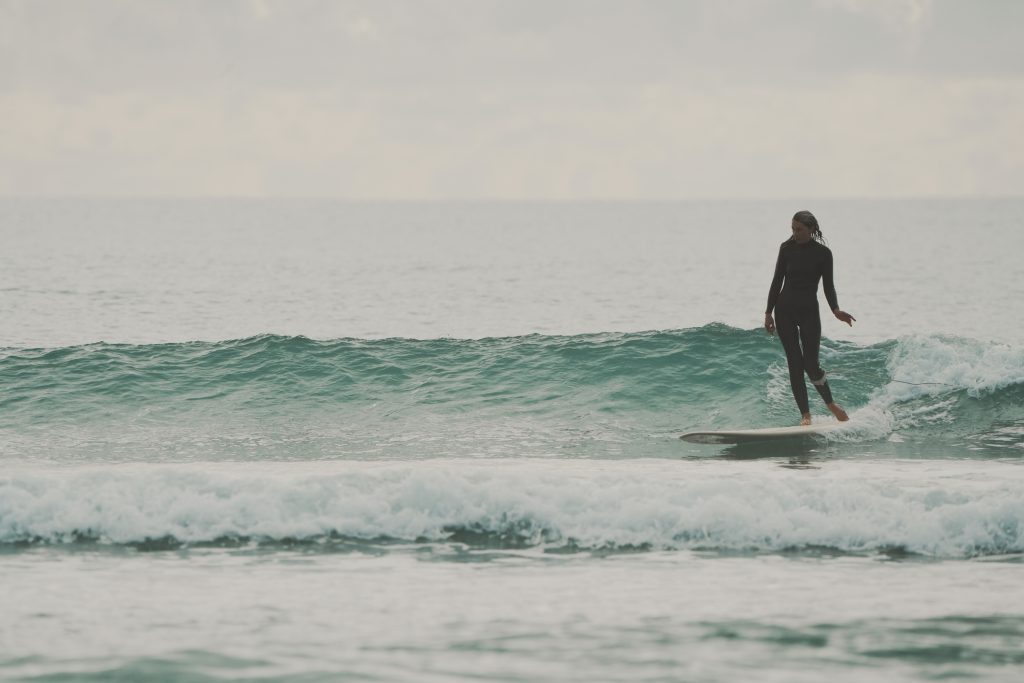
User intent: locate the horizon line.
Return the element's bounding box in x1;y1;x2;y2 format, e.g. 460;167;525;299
1;194;1021;203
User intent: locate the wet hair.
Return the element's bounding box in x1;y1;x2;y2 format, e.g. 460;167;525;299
793;210;827;245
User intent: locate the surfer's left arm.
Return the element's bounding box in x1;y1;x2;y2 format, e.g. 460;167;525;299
833;309;856;326
821;248;839;312
823;248;855;326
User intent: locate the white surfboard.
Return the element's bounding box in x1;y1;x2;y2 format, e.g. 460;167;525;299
680;422;848;445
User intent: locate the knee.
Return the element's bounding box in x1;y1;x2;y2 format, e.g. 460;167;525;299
806;367;827;385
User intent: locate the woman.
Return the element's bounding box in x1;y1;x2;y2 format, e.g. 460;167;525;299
764;211;856;425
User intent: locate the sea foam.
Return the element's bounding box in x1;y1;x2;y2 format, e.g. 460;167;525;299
2;460;1021;557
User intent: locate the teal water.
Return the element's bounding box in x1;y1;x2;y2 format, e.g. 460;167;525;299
2;326;1021;462
1;200;1023;682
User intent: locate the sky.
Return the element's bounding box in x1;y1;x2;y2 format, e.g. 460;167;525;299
1;0;1022;200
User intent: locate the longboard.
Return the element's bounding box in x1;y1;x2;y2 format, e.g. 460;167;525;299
680;423;848;445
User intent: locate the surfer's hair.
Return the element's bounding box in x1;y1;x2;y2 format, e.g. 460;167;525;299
793;210;826;244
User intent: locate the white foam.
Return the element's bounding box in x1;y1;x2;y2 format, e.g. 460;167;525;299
2;460;1022;558
884;335;1024;401
833;335;1024;439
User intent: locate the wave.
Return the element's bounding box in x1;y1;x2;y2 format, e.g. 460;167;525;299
1;326;1021;457
2;460;1021;558
0;326;775;414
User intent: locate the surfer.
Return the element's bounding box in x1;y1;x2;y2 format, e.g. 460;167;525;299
764;211;855;426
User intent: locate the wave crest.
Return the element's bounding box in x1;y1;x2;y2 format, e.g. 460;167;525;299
1;328;1021;457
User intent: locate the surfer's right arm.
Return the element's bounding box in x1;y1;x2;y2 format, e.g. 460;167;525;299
764;245;786;333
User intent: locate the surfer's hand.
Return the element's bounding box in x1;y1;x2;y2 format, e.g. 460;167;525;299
833;309;856;326
764;314;775;335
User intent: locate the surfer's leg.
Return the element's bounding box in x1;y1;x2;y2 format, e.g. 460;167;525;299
776;312;810;416
799;310;835;406
827;403;849;421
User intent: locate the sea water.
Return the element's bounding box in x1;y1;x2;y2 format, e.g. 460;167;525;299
1;199;1022;682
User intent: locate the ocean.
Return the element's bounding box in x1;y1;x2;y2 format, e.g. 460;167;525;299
1;199;1022;682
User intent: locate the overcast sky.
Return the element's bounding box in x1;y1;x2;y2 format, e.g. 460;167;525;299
1;0;1022;199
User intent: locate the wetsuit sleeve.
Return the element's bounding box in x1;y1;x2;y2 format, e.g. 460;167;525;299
765;246;785;315
822;248;839;312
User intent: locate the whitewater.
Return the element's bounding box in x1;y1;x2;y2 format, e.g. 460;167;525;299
1;199;1022;682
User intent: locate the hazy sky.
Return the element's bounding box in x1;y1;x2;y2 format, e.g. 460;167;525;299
1;0;1022;199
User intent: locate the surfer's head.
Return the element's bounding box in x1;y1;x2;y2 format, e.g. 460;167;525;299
791;210;825;244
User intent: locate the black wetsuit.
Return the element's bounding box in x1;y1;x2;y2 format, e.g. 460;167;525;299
765;239;838;415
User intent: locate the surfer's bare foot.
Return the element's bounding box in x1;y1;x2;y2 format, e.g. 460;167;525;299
827;403;849;422
800;413;812;426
